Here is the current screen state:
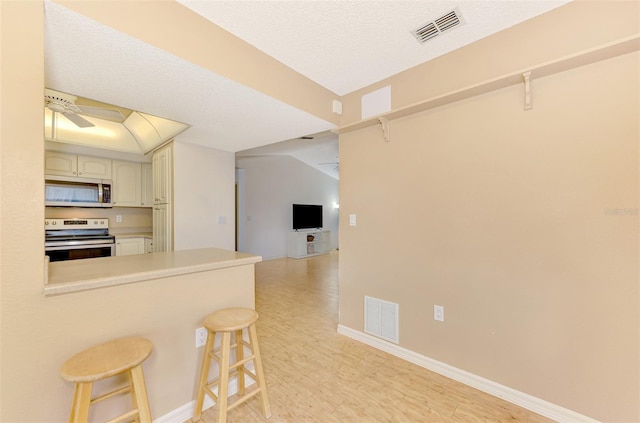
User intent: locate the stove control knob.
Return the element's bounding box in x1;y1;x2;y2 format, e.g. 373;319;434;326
45;221;48;226
100;220;105;224
94;220;98;225
52;221;56;225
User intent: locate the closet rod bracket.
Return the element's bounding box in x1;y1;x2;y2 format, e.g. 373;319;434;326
378;117;390;142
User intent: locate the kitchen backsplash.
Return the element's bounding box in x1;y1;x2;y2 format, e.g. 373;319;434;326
45;207;152;234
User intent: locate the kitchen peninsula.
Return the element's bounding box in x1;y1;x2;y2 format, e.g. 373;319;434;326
39;247;261;421
45;247;261;296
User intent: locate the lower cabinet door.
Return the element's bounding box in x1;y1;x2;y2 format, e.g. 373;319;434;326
115;238;145;256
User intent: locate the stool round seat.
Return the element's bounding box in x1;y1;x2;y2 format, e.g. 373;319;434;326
203;307;259;332
61;337;153;382
60;336;153;423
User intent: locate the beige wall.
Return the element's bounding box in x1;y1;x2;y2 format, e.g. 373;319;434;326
173;142;236;251
0;2;256;421
46;207;153;234
338;3;639;421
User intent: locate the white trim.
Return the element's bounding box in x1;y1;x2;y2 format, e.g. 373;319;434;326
153;398;208;423
337;324;600;423
154;375;254;423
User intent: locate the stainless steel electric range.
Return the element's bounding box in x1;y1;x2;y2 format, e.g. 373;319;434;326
45;218;115;262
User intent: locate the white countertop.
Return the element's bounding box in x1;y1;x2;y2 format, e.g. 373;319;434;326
44;248;262;296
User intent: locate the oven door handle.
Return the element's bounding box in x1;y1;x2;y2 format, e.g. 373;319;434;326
45;240;114;249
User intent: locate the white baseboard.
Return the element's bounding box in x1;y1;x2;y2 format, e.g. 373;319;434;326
154;376;254;423
337;324;600;423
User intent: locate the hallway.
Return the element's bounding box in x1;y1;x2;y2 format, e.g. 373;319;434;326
197;252;553;422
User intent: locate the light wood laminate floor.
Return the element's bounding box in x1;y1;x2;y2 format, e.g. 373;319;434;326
192;251;555;423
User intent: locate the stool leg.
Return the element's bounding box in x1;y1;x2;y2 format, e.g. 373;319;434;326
217;331;231;423
235;329;245;396
130;365;152;423
128;371;140;423
69;382;92;423
193;330;215;422
248;323;271;419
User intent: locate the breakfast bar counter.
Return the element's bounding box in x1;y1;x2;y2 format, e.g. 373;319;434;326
45;247;262;296
37;247;260;421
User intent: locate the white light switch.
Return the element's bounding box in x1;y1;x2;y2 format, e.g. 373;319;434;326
349;214;357;227
116;215;122;223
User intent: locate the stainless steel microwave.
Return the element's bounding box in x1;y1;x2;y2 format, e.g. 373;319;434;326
45;175;112;207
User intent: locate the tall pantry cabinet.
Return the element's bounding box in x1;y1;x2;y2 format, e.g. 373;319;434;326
152;143;173;252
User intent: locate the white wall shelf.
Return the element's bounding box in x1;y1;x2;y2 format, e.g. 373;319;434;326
333;35;639;139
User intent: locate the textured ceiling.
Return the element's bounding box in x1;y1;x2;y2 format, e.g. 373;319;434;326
44;0;571;179
237;130;340;180
44;0;335;154
178;0;571;96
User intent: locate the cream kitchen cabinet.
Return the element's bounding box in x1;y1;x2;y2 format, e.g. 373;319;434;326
141;163;153;207
115;237;145;256
152;143;173;252
153;203;172;253
112;160;141;207
111;160;153;208
152;144;172;205
45;152;112;179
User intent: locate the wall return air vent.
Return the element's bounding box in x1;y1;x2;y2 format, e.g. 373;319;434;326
364;296;399;344
412;8;465;44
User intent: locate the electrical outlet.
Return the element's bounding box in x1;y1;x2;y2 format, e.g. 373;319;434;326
195;327;208;348
434;305;444;322
116;215;122;223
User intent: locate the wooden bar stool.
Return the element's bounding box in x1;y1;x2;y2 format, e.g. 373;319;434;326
193;307;270;423
60;336;153;423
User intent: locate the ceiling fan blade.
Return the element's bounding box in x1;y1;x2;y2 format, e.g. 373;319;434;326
77;105;124;121
63;112;95;128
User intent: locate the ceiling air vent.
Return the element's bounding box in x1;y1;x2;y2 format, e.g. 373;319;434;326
412;8;464;44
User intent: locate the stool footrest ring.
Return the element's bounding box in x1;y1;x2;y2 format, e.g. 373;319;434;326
90;384;131;405
103;408;139;423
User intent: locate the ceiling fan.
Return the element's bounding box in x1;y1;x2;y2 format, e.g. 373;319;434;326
44;88;124;128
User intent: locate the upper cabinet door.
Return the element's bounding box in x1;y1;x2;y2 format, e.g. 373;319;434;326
152;144;172;204
45;152;112;179
77;155;112;179
44;152;78;177
112;160;142;207
141;163;154;207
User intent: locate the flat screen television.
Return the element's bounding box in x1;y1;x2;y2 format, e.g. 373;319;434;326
292;204;323;230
